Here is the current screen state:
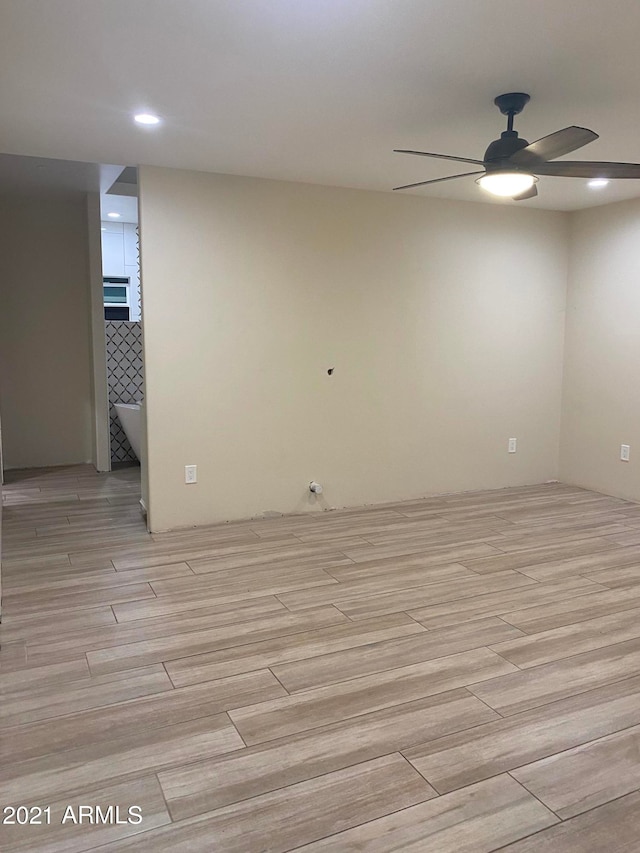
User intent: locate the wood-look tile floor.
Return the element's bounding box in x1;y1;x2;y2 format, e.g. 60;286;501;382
3;467;640;850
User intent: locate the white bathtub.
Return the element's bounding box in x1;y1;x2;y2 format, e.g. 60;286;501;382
114;402;142;461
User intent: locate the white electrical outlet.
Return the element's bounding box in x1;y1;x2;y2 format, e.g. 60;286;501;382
185;465;197;483
621;445;631;462
508;438;517;453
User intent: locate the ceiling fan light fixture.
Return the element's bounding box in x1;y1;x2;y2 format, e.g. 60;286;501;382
477;171;537;197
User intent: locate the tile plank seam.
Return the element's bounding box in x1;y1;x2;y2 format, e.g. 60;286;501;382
506;768;564;821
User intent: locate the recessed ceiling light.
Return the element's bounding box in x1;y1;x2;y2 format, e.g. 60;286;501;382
588;179;609;189
134;113;160;126
107;212;121;218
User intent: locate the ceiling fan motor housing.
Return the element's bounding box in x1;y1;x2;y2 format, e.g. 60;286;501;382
484;131;530;168
484;93;532;169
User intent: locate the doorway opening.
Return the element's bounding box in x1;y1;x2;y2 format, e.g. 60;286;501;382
100;180;143;470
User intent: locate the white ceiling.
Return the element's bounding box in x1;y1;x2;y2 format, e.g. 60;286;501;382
2;0;640;210
101;193;139;224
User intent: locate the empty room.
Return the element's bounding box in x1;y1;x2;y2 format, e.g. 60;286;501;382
2;1;640;850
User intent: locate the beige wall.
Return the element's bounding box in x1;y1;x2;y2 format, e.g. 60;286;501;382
139;167;569;531
560;197;640;500
0;195;94;469
0;409;3;617
86;193;111;472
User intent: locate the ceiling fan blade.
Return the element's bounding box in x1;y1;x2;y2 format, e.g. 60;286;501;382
512;184;538;200
393;171;485;191
531;161;640;178
394;149;484;166
510;127;599;167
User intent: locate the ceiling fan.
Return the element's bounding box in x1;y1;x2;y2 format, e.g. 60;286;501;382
394;93;640;200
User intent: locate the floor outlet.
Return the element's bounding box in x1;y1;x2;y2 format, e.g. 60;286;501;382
185;465;197;483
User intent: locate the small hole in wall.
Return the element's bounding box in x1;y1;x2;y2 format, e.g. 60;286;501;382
327;368;334;375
